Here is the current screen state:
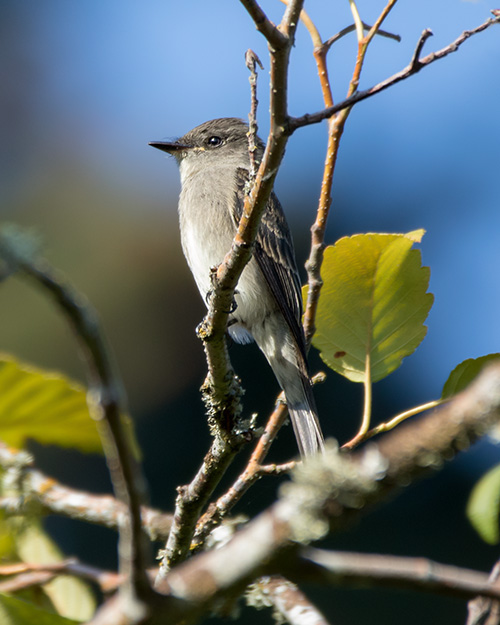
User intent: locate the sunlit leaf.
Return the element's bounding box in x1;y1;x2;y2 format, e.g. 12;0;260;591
466;463;500;544
402;229;425;243
304;232;433;383
0;355;101;453
16;521;96;621
0;593;80;625
442;354;500;399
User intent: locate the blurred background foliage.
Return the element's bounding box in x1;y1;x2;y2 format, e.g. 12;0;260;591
1;1;499;623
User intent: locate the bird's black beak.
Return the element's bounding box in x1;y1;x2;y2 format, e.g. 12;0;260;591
149;141;192;153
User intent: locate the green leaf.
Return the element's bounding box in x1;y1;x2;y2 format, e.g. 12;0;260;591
0;514;17;561
0;355;101;453
304;232;433;383
442;354;500;399
466;463;500;544
16;522;96;621
0;593;80;625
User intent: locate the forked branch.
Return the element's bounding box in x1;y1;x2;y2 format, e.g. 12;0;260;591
290;14;500;130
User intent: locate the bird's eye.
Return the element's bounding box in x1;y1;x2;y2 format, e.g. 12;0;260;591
207;135;223;147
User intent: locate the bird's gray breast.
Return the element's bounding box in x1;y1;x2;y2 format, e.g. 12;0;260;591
177;162;274;343
178;165;237;299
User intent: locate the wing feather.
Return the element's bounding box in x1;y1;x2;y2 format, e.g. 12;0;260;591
233;168;307;362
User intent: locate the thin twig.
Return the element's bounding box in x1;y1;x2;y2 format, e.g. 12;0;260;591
293;1;401;349
467;559;500;625
348;0;365;43
302;12;498;349
364;0;399;48
279;0;307;40
304;0;399;347
296;548;500;601
279;0;400;49
279;0;322;47
290;15;500;130
359;398;448;445
410;28;434;70
0;559;122;594
324;21;401;50
245;49;264;178
258;461;297;475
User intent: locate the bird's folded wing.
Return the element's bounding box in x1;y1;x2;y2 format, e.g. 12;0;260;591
232;168;307;363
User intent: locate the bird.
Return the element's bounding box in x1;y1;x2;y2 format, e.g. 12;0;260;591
149;117;324;456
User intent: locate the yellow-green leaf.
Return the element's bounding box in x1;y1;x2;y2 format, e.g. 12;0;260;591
402;229;425;243
0;355;101;453
304;233;433;383
0;593;80;625
442;354;500;399
466;463;500;544
0;513;16;561
16;521;96;621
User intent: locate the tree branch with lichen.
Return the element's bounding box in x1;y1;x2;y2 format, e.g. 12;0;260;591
154;0;307;585
0;442;172;542
153;364;500;619
0;226;152;609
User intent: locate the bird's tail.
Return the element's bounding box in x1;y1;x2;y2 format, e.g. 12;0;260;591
287;380;325;457
267;350;324;457
253;319;324;457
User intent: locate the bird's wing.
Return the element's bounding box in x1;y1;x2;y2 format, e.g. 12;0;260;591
232;168;307;360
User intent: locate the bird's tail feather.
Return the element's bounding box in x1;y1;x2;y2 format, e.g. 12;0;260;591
288;402;324;457
255;327;325;457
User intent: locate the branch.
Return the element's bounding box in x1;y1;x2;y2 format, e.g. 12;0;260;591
303;0;400;347
248;575;331;624
410;28;434;70
324;21;401;50
239;0;287;48
246;49;264;179
202;0;305;386
0;443;172;541
192;373;324;548
155;0;307;587
467;559;500;625
191;401;290;549
154;364;500;616
296;548;500;601
195;0;306;440
0;559;122;594
301;11;497;350
363;0;398;48
0;227;151;602
157;436;247;575
290;15;500;130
